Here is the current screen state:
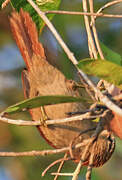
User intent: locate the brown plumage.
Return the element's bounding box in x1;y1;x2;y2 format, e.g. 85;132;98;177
9;9;115;167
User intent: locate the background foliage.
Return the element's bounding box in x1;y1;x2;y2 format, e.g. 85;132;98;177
0;0;122;180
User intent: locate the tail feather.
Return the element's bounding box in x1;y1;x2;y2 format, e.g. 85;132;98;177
9;9;45;71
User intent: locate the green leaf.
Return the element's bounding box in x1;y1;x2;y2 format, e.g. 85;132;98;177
5;95;84;114
78;58;122;87
10;0;61;31
100;41;122;66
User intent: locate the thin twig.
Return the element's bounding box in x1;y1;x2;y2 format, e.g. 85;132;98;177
96;0;122;17
86;151;94;180
0;141;88;157
81;0;98;100
0;112;102;126
26;0;122;117
0;107;110;126
89;0;104;59
54;153;68;180
0;116;41;126
72;160;83;180
42;156;71;177
0;149;65;157
82;0;97;59
93;0;122;23
52;172;73;176
46;10;122;19
26;0;77;65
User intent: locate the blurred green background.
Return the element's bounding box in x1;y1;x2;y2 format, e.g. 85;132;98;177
0;0;122;179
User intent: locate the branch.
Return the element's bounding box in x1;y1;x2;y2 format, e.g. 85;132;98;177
51;172;73;176
86;151;94;180
45;10;122;19
54;153;68;180
0;115;41;126
26;0;122;117
82;0;97;59
89;0;104;59
0;141;88;157
94;0;122;22
42;156;70;177
0;112;101;126
26;0;78;65
96;0;122;16
72;160;83;180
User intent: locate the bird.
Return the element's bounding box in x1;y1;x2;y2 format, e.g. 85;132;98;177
9;8;115;167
